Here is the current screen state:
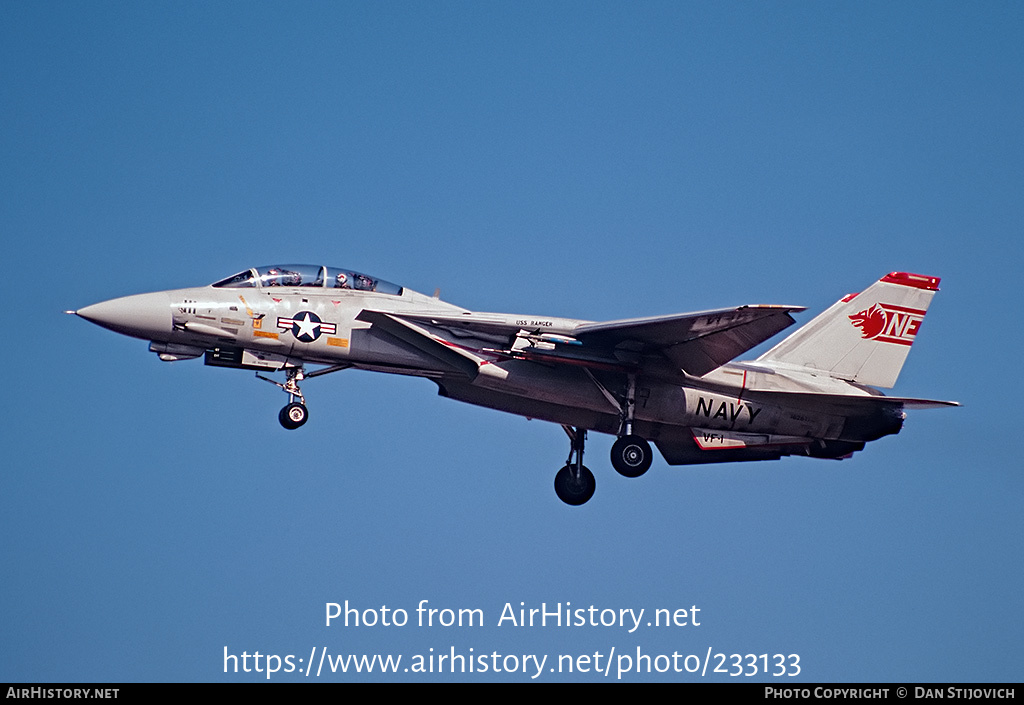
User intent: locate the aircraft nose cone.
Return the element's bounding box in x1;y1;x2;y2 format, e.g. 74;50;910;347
75;291;172;340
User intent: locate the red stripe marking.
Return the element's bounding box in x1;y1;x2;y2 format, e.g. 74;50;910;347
880;303;927;315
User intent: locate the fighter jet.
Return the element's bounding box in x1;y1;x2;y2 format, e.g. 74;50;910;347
70;266;957;505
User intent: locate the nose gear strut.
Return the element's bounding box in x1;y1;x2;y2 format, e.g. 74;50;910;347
256;364;351;429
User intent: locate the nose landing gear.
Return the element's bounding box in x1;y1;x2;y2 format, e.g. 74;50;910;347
279;401;308;429
258;367;310;429
256;364;350;430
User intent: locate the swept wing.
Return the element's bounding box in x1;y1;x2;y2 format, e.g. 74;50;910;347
572;305;805;377
376;305;804;377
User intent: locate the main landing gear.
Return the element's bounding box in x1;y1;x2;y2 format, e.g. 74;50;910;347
552;374;654;505
610;435;653;478
553;427;655;506
609;373;653;478
555;426;596;506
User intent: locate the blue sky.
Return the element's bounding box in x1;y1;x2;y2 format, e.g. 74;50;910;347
2;1;1021;682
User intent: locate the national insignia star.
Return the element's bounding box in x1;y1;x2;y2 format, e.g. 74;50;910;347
293;312;321;341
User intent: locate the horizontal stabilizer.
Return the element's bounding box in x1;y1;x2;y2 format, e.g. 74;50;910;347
748;389;959;411
896;398;962;409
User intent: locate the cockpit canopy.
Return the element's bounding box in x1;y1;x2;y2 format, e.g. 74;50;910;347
212;265;403;296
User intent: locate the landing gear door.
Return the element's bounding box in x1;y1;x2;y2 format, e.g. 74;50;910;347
205;347;300;371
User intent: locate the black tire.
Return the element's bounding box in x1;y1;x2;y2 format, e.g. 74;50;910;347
554;464;596;506
279;402;308;430
611;435;653;478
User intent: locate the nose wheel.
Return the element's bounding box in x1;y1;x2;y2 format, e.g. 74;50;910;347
257;366;312;430
256;363;351;430
279;402;308;429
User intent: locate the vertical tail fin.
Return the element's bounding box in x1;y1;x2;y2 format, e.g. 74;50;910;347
757;272;941;388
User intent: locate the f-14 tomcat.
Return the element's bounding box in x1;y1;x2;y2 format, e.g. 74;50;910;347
70;266;957;505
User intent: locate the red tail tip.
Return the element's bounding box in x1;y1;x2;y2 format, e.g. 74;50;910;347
881;272;941;291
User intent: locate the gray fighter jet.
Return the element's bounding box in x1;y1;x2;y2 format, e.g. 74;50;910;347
70;266;957;505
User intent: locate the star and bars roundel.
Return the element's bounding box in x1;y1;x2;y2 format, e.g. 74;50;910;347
277;311;337;342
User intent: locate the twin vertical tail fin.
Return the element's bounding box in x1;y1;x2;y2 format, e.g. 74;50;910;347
756;272;941;389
